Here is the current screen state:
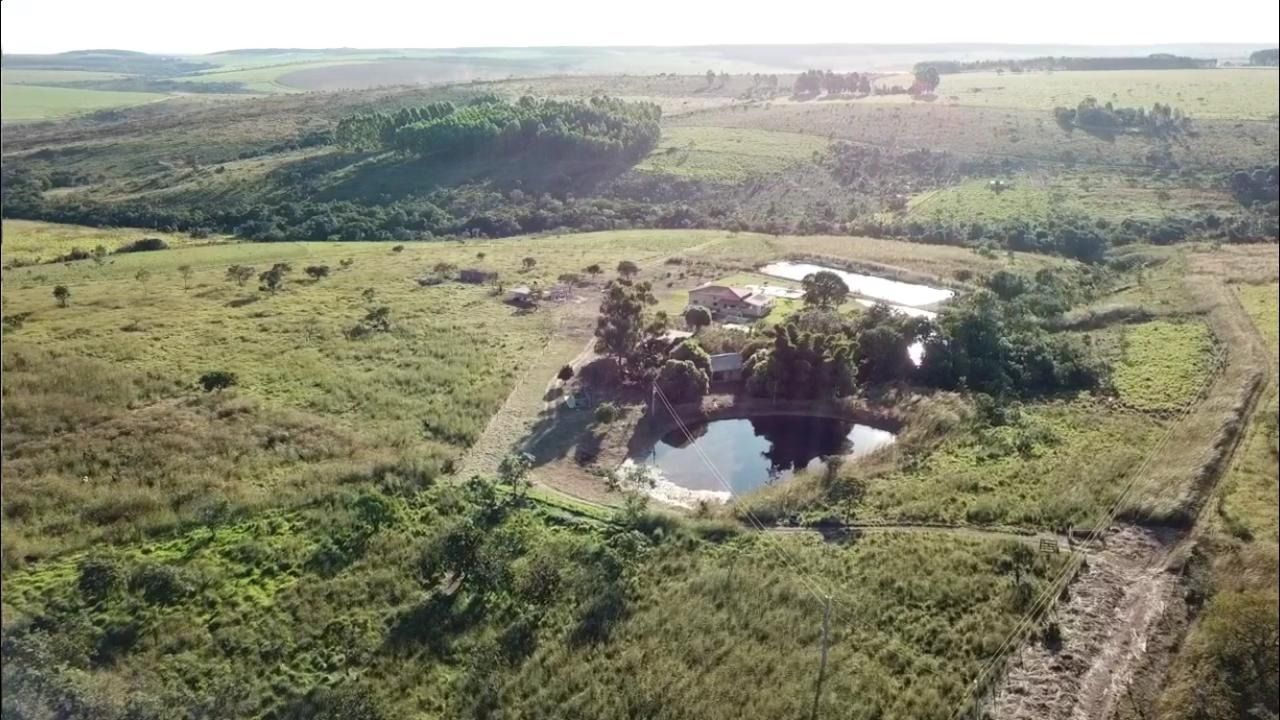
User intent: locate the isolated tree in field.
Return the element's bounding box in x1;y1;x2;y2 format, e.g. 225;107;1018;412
557;364;575;383
134;269;152;294
522;257;537;271
802;270;850;307
361;287;377;304
683;305;713;333
584;263;603;278
91;245;108;266
705;69;716;86
178;264;193;290
432;262;456;276
392;245;405;253
198;370;237;392
339;258;355;271
259;263;291;293
305;265;331;281
53;285;70;308
475;251;486;261
616;260;639;279
594;279;659;371
226;264;255;287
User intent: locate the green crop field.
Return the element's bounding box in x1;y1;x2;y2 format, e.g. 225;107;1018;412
1;83;168;121
636;126;829;181
1110;320;1217;413
931;68;1280;120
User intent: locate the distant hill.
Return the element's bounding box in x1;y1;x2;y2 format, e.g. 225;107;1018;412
1;49;214;76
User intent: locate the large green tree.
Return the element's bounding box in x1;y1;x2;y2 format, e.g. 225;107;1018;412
802;271;850;308
594;279;659;377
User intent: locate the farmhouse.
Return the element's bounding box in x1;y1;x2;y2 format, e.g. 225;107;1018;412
708;352;745;383
688;284;773;321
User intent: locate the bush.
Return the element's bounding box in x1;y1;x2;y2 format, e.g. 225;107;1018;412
594;402;621;424
199;370;238;392
128;563;194;605
115;237;169;253
77;554;123;603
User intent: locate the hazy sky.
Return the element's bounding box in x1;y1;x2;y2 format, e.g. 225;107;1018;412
3;0;1278;55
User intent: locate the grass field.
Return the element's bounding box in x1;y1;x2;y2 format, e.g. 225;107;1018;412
931;68;1280;120
861;400;1165;529
1215;282;1279;541
636;126;828;182
0;228;721;564
1110;320;1217;413
1;83;168;121
0;221;1081;720
1;220;230;266
667;100;1278;172
1;69;129;84
907;175;1238;226
1;498;1065;720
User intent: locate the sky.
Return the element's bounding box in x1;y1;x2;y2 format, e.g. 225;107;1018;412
2;0;1278;55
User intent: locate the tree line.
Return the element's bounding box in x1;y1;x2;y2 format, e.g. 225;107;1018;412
914;54;1216;75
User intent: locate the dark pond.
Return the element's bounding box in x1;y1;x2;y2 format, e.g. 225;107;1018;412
640;415;896;496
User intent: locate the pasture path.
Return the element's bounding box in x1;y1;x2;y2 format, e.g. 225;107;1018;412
987;273;1272;720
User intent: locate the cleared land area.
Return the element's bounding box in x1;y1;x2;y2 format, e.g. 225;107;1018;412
636;126;828;181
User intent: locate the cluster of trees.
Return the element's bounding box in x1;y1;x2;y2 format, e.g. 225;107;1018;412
790;68;939;97
1054;98;1193;137
1247;49;1278;66
792;70;874;97
915;54;1216;75
920;293;1106;398
726;267;1105;401
1229;165;1280;206
336;96;662;166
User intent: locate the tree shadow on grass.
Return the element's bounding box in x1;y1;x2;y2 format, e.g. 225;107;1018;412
226;295;259;308
384;591;486;658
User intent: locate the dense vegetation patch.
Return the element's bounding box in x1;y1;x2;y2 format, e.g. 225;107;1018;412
336;95;661;164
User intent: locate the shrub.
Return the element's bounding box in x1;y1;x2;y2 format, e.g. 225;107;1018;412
594;402;621;424
115;237;169;253
199;370;238;392
77;554;123;603
128;563;194;605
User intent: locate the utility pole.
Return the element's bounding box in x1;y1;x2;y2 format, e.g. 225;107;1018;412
809;595;832;720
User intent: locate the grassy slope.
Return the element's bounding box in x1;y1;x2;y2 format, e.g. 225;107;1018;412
1;83;168;121
636;126;828;181
1;219;230;266
0;228;714;564
929;68;1280;120
0;223;1081;720
907;175;1237;226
